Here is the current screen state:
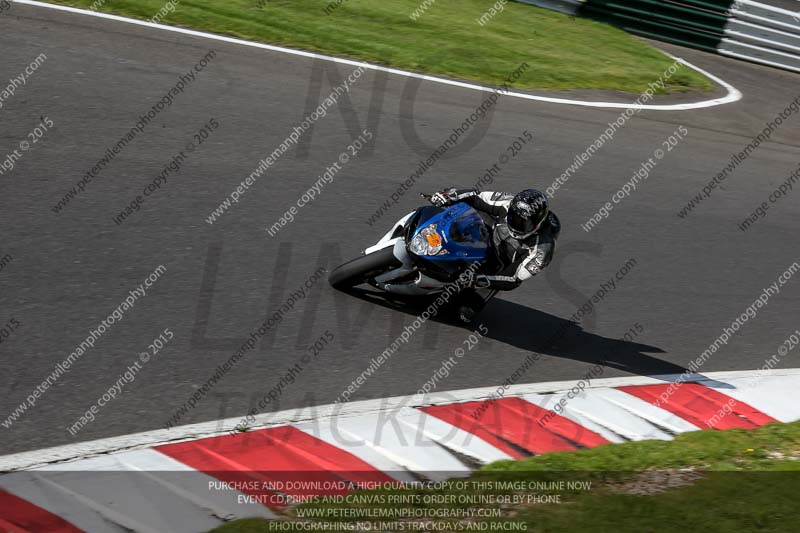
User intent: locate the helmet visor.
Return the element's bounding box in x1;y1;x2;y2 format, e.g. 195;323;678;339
507;207;548;238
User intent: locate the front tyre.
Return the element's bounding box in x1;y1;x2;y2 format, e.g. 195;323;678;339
329;247;401;290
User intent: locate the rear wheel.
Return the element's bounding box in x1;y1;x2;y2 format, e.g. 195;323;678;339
329;246;402;290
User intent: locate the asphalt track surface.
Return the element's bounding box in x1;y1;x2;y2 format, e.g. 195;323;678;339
1;3;799;455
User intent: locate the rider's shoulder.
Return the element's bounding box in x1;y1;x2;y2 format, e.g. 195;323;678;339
547;211;560;230
483;191;515;203
525;212;560;244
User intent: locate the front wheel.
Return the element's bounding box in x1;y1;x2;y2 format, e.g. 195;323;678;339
329;246;401;290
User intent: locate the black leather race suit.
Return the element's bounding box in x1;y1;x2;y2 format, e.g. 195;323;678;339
448;189;561;291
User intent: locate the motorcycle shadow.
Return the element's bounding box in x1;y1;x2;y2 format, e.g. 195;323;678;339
342;287;730;387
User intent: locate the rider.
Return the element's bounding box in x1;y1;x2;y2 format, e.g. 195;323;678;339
429;187;560;322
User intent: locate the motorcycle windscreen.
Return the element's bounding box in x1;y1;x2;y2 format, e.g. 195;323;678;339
442;206;490;260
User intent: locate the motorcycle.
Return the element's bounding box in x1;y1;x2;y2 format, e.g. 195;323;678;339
329;194;494;298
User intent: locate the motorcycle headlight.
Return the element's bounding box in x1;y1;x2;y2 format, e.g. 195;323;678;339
409;224;448;256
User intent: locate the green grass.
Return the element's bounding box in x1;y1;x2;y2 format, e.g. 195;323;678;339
485;418;800;472
209;421;800;532
49;0;712;94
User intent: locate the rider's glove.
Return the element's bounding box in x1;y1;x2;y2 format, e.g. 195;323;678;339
430;188;460;207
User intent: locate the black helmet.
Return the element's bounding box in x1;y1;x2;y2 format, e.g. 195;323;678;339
507;189;549;238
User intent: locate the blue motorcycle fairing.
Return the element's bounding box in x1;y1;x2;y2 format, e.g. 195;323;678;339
411;202;490;262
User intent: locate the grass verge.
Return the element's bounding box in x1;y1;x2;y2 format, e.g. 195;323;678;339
47;0;713;94
211;421;800;532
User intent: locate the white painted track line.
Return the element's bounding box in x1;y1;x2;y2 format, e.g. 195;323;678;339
522;391;676;442
299;412;473;480
2;368;799;472
709;374;800;422
11;0;742;110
